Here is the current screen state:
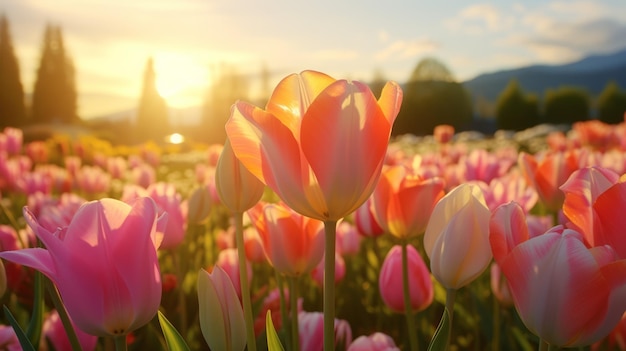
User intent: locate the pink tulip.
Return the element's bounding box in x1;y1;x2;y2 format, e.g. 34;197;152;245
131;163;155;188
353;197;384;238
75;166;111;195
42;310;98;351
335;221;362;256
243;227;265;263
489;263;513;307
371;165;445;239
476;173;538;212
2;127;22;155
226;70;402;221
146;182;186;249
348;332;400;351
560;166;620;246
197;266;246;351
0;325;20;351
424;183;492;289
247;202;325;277
0;197;167;337
215;139;265;213
299;311;352;351
379;245;433;313
215;248;252;299
206;143;224;167
106;156;128;179
311;252;346;286
254;287;303;336
490;202;626;347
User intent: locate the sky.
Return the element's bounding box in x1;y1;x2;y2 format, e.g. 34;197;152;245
4;0;626;119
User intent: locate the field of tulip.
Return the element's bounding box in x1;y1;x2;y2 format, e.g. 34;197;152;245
1;71;626;351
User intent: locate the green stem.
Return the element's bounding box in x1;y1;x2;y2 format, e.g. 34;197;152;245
289;277;300;351
538;339;549;351
401;242;419;351
234;212;257;351
445;288;457;348
323;220;338;351
114;335;127;351
276;272;289;341
171;249;188;338
45;279;82;351
492;293;501;351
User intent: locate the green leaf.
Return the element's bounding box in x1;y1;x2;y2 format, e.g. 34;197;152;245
266;310;285;351
158;311;191;351
4;306;37;351
427;307;451;351
26;271;44;347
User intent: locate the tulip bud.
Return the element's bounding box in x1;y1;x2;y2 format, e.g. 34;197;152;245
424;183;492;289
379;245;433;313
216;140;265;213
197;267;246;351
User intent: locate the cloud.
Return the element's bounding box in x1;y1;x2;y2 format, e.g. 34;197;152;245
445;4;515;34
518;17;626;61
375;38;439;61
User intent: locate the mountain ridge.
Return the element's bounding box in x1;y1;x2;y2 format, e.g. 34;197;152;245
462;47;626;103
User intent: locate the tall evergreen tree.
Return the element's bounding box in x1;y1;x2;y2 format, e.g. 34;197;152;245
135;57;170;142
31;24;78;124
0;15;26;127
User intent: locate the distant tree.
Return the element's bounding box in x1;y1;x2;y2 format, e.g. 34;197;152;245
135;57;170;142
0;15;26;127
544;87;590;124
200;64;249;144
393;58;472;136
495;79;540;131
597;81;626;124
408;57;455;82
31;24;78;124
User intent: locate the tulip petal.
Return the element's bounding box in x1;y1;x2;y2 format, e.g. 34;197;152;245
377;81;403;126
593;181;626;258
301;80;390;219
490;202;530;265
0;248;56;279
227;101;323;219
265;70;335;136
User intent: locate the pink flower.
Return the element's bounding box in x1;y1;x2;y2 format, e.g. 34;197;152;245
311;252;345;286
379;245;433;313
0;198;167;337
335;221;362;256
434;124;454;144
348;332;400;351
353;197;384;238
42;310;98;351
0;325;20;351
490;202;626;347
215;248;252;299
146;182;186;249
299;311;352;351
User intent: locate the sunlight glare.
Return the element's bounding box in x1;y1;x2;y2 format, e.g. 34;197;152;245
155;54;208;108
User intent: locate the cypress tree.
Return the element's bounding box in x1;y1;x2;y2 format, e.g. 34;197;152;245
31;24;78;124
0;15;26;127
135;57;170;142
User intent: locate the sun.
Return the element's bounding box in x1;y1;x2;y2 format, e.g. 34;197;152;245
154;54;208;108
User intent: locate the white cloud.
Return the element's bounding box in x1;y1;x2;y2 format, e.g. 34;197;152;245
445;4;515;34
375;38;439;61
